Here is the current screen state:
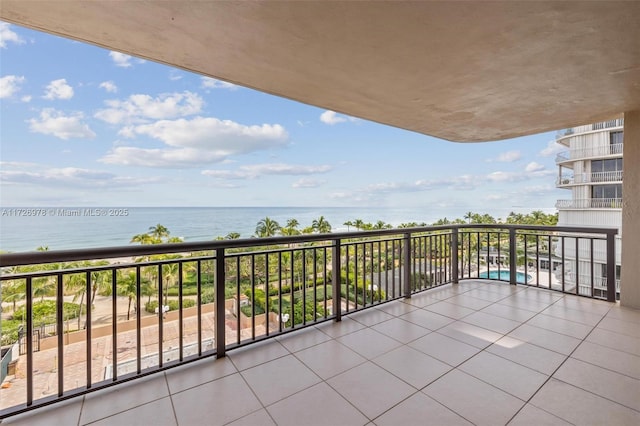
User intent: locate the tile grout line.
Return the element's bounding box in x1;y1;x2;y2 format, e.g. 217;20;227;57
504;298;619;424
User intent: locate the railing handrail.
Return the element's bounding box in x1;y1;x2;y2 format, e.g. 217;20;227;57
0;224;617;268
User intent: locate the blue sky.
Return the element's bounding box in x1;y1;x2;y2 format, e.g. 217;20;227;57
0;22;567;219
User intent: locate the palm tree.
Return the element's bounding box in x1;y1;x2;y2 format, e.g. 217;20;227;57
255;217;281;237
353;219;365;231
398;222;419;228
281;219;301;237
87;261;110;305
117;271;138;321
226;232;241;239
130;233;157;245
372;220;391;230
280;227;299;237
343;220;354;231
312;216;332;234
464;211;474;224
162;260;180;305
148;224;170;240
2;279;25;312
64;272;87;328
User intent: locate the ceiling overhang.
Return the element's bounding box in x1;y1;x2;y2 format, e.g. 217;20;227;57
2;1;639;142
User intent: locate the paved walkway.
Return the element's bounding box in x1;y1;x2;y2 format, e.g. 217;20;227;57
1;307;269;410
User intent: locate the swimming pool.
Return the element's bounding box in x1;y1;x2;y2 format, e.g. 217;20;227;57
478;270;532;283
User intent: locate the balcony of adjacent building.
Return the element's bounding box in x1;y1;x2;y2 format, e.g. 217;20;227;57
556;171;623;188
555;119;625;147
556;198;623;210
555;143;624;166
3;224;638;426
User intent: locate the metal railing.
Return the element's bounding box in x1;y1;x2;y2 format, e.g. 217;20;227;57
556;171;623;186
556;198;623;209
0;224;618;418
564;273;620;298
556;118;624;141
555;143;623;164
592;119;624;131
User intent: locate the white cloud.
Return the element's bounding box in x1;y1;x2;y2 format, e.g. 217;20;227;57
101;117;288;167
0;166;159;188
43;79;74;100
0;23;24;48
95;91;203;124
487;150;522;163
345;163;556;202
203;163;332;180
109;51;134;67
169;70;183;81
99;81;118;93
446;174;478;190
0;161;40;168
21;95;32;103
28;108;96;140
525;161;545;173
539;140;565;157
520;185;557;196
201;76;237;90
320;110;358;125
0;75;25;98
487;171;522;182
292;178;325;188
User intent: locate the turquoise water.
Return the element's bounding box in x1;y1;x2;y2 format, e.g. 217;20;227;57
479;270;532;283
0;207;445;252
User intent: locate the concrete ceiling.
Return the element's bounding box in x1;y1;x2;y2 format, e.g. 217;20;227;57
2;1;639;142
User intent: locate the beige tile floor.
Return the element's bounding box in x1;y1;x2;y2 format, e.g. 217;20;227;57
3;280;640;426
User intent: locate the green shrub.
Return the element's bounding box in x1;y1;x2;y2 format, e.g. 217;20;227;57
0;319;22;346
202;289;215;304
13;300;84;323
299;285;333;302
243;288;267;311
166;285;199;296
145;300;159;313
277;299;326;326
145;299;196;313
240;304;265;317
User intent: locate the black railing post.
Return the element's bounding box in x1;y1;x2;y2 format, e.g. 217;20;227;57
403;233;411;298
25;277;33;406
215;248;227;357
451;227;459;284
606;231;616;302
509;227;517;285
332;239;342;322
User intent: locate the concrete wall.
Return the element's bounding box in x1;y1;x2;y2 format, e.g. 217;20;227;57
621;110;640;308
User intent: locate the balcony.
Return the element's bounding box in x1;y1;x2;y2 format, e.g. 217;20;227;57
0;224;630;425
556;171;623;186
556;198;623;209
555;143;623;165
3;280;639;426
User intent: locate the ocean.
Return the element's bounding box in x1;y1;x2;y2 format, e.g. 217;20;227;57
0;207;447;253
